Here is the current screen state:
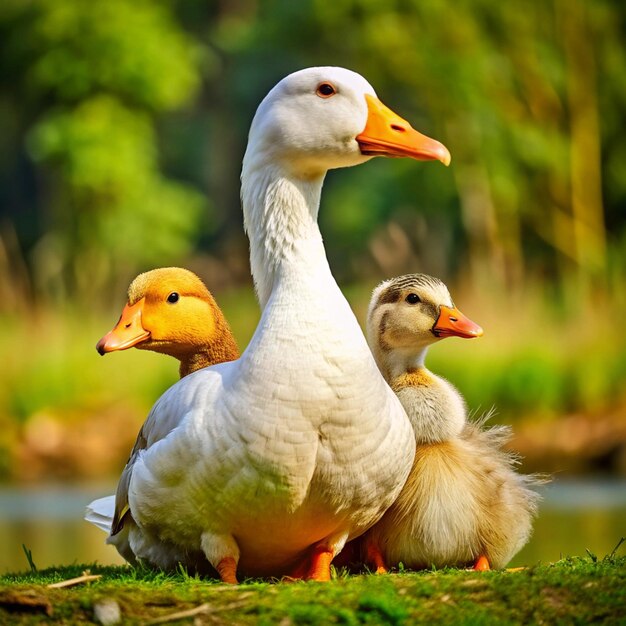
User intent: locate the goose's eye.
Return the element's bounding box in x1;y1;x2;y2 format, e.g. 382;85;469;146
316;82;336;98
167;292;180;304
405;293;421;305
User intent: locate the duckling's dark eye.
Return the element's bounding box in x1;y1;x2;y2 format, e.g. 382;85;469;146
316;82;336;98
167;292;179;304
405;293;421;305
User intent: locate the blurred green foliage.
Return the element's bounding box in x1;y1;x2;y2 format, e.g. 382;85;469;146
25;0;201;108
0;0;625;479
0;0;208;303
1;0;625;304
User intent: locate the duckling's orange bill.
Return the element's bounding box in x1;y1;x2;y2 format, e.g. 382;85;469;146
433;305;483;339
357;94;451;165
96;298;150;355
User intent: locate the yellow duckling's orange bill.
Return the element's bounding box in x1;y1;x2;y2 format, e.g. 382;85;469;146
356;94;451;165
96;298;150;354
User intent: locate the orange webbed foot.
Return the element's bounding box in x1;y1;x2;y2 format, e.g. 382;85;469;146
365;542;388;575
473;555;490;571
216;556;239;584
307;546;333;581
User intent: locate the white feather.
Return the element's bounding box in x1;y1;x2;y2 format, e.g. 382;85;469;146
84;496;115;534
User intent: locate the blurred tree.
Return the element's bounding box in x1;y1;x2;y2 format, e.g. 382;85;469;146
0;0;624;308
0;0;209;306
239;0;625;294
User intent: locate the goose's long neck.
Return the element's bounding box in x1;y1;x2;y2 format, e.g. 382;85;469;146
242;163;326;308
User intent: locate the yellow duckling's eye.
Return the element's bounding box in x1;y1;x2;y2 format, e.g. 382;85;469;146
167;292;180;304
316;82;336;98
405;293;421;305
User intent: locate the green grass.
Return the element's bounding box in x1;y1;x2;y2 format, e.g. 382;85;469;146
1;553;625;625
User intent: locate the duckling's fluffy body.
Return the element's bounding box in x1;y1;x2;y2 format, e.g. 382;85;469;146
364;274;540;570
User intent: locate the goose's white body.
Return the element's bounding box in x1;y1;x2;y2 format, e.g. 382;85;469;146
87;67;431;577
114;255;411;575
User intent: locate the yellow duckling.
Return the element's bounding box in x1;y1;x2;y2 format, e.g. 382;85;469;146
363;273;540;571
96;267;239;377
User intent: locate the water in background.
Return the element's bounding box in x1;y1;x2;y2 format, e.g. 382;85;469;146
1;478;625;575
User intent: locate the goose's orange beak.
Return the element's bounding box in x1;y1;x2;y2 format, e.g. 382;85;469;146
356;94;451;165
433;305;483;339
96;298;150;355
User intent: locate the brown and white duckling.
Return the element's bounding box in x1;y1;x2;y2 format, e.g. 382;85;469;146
362;273;540;571
96;267;239;377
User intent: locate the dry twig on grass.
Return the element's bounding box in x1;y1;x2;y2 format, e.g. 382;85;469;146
47;571;102;589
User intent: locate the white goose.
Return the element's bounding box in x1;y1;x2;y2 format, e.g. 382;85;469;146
86;67;451;583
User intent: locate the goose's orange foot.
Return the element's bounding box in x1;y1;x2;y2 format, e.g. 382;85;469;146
473;555;490;571
365;542;388;574
216;556;239;584
307;546;333;581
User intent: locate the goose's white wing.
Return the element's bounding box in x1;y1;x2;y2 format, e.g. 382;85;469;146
85;361;233;536
85;495;116;534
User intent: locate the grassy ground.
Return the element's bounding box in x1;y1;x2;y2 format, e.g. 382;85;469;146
1;553;625;625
